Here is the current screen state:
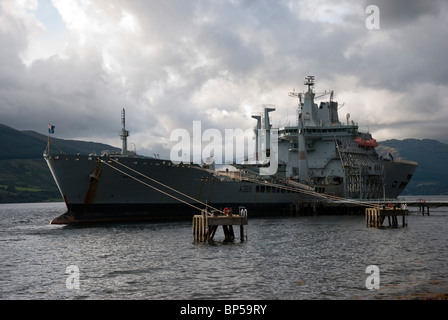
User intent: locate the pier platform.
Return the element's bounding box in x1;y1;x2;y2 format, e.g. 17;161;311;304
365;207;408;228
405;199;448;215
289;198;448;216
193;207;248;242
366;199;448;216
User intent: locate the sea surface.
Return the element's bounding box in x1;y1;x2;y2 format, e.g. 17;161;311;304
1;199;447;300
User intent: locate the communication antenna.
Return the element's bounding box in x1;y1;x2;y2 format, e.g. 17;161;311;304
120;108;129;155
304;76;315;92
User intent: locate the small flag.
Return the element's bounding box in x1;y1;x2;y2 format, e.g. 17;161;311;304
48;123;55;134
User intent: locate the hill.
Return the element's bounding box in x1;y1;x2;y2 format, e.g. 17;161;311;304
0;124;120;160
377;139;448;195
0;124;120;203
1;122;447;202
0;124;47;160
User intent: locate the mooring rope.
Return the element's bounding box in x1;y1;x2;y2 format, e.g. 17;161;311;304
98;159;207;213
99;158;225;214
100;157;378;212
241;176;379;208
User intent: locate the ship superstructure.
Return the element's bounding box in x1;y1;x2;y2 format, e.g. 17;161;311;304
44;76;417;224
273;76;406;199
244;76;417;201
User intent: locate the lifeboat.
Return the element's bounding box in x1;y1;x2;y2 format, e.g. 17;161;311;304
355;137;365;146
365;139;378;148
355;137;378;148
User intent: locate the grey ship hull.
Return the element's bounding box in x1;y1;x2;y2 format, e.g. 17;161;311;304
45;154;312;224
45;153;417;224
383;159;418;199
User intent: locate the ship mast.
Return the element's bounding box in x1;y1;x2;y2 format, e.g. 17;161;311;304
120;108;129;155
304;75;314;93
292;76;315;183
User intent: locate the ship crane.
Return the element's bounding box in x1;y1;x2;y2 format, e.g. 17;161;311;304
289;87;334;104
288;90;303;106
313;90;333;100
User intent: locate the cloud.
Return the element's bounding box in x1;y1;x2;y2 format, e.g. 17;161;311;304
0;0;447;160
366;0;441;27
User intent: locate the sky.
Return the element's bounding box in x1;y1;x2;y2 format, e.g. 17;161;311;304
0;0;447;159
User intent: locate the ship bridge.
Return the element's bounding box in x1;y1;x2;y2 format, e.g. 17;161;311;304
279;125;359;141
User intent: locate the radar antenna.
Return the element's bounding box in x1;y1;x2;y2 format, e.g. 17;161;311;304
304;76;315;92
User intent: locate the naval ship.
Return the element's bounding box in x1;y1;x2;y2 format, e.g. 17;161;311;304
45;76;417;224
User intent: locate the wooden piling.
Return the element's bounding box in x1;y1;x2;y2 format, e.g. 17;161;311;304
418;199;430;215
365;207;408;228
193;207;248;242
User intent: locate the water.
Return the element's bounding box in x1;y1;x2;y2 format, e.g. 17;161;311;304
1;201;447;300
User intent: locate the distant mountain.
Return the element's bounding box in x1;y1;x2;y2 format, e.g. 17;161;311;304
0;122;446;203
0;124;48;160
0;124;120;160
0;123;120;203
377;139;448;195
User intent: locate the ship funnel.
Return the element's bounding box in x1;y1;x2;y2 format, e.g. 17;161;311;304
252;114;262;161
263;106;275;158
297;112;309;182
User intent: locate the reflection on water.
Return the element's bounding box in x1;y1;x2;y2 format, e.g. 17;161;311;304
0;202;447;299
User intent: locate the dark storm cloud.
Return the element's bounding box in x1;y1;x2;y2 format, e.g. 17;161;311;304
366;0;441;27
0;49;130;140
0;0;447;156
